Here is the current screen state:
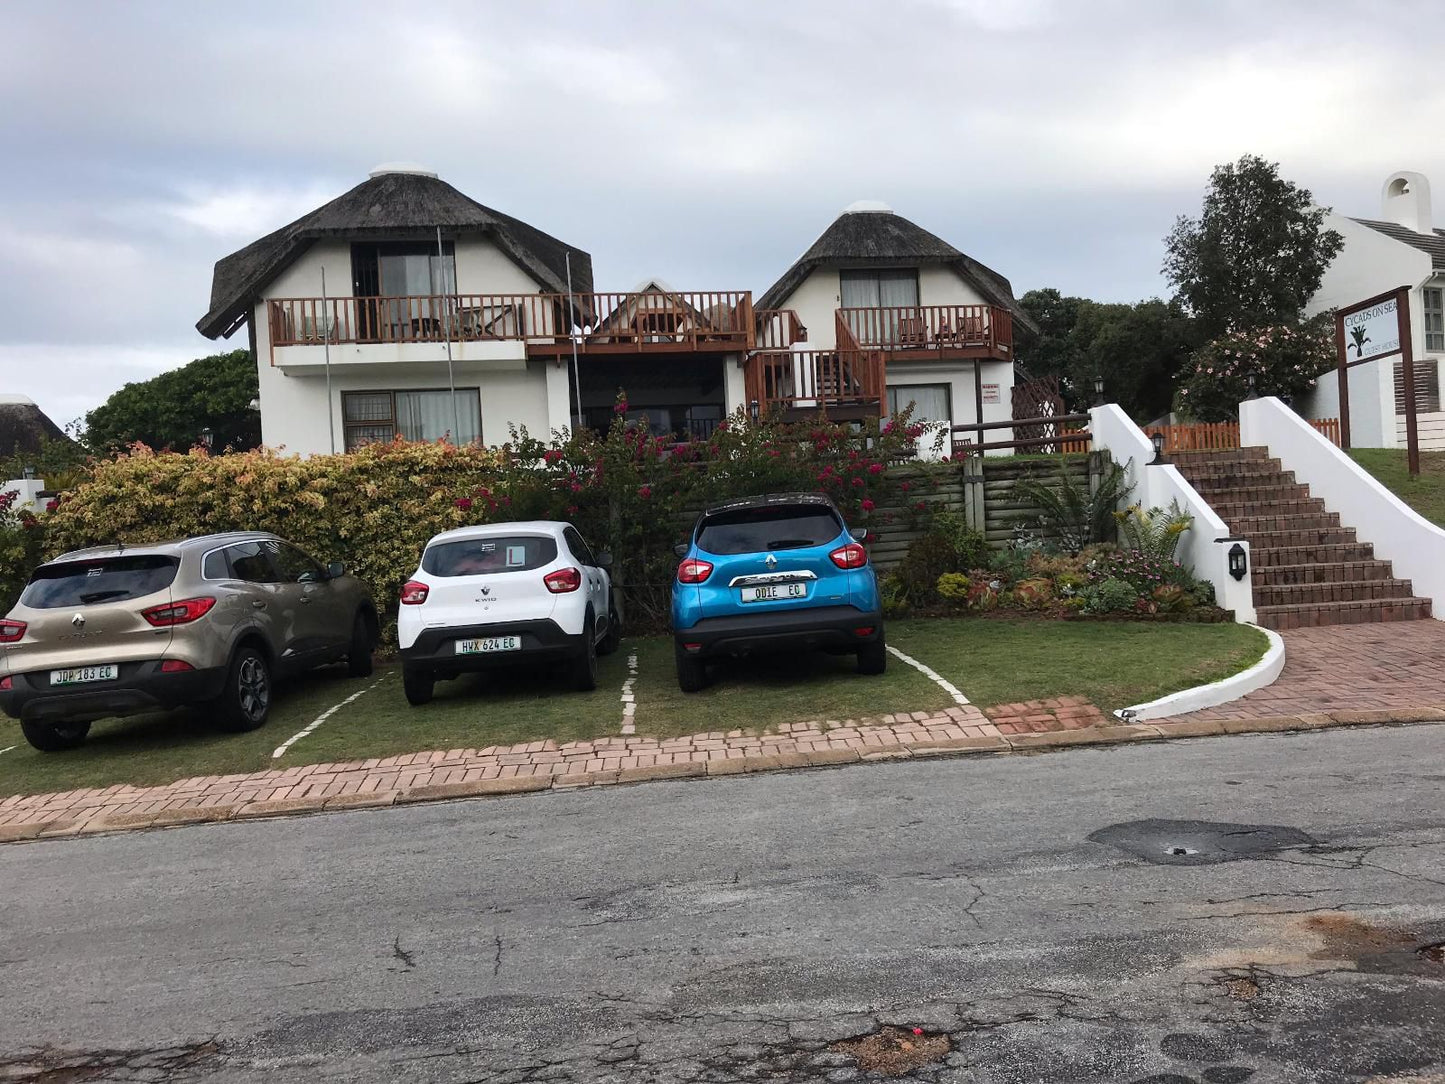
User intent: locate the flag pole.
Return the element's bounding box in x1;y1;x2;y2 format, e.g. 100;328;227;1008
438;226;460;443
321;266;335;454
566;252;583;437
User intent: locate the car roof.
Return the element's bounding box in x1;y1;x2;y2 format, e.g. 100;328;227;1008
425;521;571;546
700;492;836;517
49;532;280;564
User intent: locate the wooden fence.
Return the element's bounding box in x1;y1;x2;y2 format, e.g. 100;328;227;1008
1144;418;1342;451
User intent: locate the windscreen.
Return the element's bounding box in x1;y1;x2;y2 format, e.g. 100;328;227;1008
422;536;559;577
696;506;842;555
20;555;179;608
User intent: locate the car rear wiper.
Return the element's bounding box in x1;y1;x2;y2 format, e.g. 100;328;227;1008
77;590;130;603
766;539;814;551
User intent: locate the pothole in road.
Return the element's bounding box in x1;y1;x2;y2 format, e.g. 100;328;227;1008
830;1026;951;1077
1088;819;1316;866
1305;914;1445;976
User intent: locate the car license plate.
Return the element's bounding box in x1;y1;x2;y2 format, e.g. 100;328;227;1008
740;582;807;603
50;664;118;685
455;636;521;654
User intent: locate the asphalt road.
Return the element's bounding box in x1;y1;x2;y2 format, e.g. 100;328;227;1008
2;726;1444;1083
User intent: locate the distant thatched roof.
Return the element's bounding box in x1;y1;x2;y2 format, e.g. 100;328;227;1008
0;395;70;460
1351;217;1445;269
757;206;1036;333
197;171;594;339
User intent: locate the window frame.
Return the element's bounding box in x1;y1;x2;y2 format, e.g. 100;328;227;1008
342;387;483;449
1423;285;1444;353
885;383;953;426
563;526;597;567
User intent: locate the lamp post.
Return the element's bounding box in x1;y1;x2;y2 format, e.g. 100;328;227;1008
21;465;35;480
1150;430;1167;464
1093;376;1105;407
199;427;214;451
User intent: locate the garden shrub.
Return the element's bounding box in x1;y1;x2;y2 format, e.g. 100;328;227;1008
1083;577;1139;615
1012;456;1133;551
1012;577;1054;610
935;572;971;605
879;574;910;618
1115;501;1194;561
1151;583;1192;613
895;533;960;604
927;509;989;571
965;580;1000;611
0;489;46;613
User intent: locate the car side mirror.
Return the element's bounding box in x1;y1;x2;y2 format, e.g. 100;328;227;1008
673;543;689;558
852;528;872;543
595;550;613;569
327;560;345;579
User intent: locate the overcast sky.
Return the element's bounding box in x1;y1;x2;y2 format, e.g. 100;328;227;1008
3;0;1443;428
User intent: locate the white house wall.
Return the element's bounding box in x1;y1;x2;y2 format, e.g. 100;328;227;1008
774;265;990;349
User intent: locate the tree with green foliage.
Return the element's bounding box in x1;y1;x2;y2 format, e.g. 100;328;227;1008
83;350;260;454
1164;155;1344;339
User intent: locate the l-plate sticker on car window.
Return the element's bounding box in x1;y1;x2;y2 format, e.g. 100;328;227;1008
506;546;526;566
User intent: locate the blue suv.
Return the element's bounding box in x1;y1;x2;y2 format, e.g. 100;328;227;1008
671;493;886;691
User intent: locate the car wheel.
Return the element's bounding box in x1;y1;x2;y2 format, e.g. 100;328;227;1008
572;610;599;692
347;612;375;677
403;665;434;707
597;603;622;657
215;646;272;732
675;641;707;693
20;718;91;753
857;633;888;676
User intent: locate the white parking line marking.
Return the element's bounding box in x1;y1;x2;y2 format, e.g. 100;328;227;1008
272;676;387;759
886;645;971;706
0;745;16;757
620;652;639;735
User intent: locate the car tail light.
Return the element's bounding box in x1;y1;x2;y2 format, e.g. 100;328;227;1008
0;676;11;691
854;627;875;637
400;580;430;605
830;543;869;570
544;566;582;593
676;559;713;584
159;659;195;673
141;597;216;627
0;619;25;644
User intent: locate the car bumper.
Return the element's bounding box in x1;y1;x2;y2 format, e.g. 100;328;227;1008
399;619;578;673
0;661;229;724
674;605;883;658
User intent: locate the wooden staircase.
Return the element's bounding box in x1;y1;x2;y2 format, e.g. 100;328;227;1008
1171;447;1432;630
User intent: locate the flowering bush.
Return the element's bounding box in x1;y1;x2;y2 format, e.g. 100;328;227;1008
40;404;933;635
1178;323;1333;421
0;489;46;612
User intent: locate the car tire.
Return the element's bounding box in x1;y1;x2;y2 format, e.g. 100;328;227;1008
403;665;434;707
675;641;707;693
20;718;91;753
857;633;888;676
597;603;622;657
214;646;273;732
572;610;599;692
347;612;375;677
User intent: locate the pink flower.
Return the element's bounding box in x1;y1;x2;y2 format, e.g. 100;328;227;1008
613;400;629;414
638;485;652;499
868;462;883;475
900;481;911;492
851;477;864;487
454;497;473;511
861;498;875;512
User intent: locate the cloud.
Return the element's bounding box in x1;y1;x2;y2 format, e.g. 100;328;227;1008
167;182;343;238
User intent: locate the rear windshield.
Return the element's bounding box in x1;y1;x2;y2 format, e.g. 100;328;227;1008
422;536;559;577
696;506;842;555
20;555;179;609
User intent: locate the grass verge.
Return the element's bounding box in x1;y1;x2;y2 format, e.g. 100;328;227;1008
1350;448;1445;527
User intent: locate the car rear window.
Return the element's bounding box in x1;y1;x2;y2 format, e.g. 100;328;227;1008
422;536;559;577
20;555;180;609
696;506;843;555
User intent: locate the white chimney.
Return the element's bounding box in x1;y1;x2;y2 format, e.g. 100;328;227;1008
1381;171;1433;235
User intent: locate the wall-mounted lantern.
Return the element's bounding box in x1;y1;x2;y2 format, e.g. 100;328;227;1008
1150;430;1166;464
1093;376;1105;406
749;399;760;422
199;427;214;450
1228;542;1248;581
21;465;35;480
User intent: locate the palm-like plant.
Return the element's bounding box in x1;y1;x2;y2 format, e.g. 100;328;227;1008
1012;457;1133;552
1114;500;1195;561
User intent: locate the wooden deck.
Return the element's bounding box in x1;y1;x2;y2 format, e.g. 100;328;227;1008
840;304;1013;362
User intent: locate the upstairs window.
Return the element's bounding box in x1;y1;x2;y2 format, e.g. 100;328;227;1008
343;388;481;449
1425;286;1444;353
839;270;920;310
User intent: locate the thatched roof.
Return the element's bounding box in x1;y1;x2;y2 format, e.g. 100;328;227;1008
197;170;594;339
1351;217;1445;269
0;395;71;460
757;205;1036;333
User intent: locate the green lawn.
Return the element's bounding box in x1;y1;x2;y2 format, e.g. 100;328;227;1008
1350;448;1445;527
0;618;1269;799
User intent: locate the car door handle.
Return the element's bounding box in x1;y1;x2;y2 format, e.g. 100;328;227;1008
252;600;267;609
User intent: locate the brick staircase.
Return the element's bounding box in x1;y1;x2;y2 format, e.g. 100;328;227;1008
1171;447;1432;630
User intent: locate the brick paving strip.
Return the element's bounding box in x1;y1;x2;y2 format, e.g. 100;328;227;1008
4;696;1443;843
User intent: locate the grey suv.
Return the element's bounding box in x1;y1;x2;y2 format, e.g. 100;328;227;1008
0;532;377;752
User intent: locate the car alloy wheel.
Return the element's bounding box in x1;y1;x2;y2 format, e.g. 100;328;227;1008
238;654;271;723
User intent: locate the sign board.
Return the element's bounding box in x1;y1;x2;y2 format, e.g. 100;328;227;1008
1341;297;1402;363
980;383;1001;405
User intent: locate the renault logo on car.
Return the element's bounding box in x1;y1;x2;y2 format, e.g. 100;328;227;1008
765;554;778;569
71;613;86;629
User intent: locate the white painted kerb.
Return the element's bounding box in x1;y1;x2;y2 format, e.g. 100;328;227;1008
1113;626;1284;722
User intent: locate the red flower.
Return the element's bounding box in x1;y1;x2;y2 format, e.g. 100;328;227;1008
45;499;59;512
613;400;629;414
861;498;875;512
454;497;473;511
867;463;883;475
900;481;910;492
915;501;927;511
638;485;652;499
567;504;578;515
912;1028;924;1036
851;477;864;488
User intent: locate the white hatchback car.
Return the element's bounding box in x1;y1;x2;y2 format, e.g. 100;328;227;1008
397;521;619;705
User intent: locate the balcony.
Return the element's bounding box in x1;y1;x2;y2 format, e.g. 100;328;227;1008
743;348;885;421
839;304;1013;362
265;291;755;363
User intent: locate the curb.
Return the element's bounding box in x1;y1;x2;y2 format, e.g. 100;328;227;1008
3;709;1442;843
1115;625;1285;722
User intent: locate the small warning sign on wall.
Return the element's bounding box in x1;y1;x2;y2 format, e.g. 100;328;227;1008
981;383;1000;405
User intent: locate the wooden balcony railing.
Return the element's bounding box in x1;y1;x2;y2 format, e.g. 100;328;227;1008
840;304;1012;357
743;349;885;415
266;291;755;355
756;309;807;351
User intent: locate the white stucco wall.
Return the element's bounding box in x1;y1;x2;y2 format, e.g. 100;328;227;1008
253;237;557;453
1297;352;1396;449
885;358;1015;452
